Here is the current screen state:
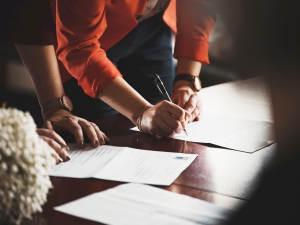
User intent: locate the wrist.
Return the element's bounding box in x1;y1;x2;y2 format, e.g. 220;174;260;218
173;74;202;92
173;80;195;92
42;108;73;121
41;95;73;118
135;105;152;131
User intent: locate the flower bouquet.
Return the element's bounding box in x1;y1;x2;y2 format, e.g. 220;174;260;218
0;108;55;225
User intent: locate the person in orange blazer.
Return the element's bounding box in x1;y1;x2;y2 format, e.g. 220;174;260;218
52;0;216;137
0;0;108;161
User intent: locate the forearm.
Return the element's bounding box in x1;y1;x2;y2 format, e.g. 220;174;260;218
15;44;108;148
97;76;150;125
176;57;202;76
15;44;64;106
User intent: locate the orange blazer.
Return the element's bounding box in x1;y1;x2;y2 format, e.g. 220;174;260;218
51;0;216;98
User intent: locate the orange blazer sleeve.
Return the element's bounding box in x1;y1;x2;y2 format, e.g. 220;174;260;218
173;0;216;64
55;0;122;98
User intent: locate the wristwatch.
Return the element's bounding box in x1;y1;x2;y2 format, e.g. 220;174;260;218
173;74;201;92
41;95;73;115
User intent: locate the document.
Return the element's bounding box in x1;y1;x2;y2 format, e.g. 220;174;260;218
49;144;197;185
55;183;235;225
131;112;275;152
200;76;274;123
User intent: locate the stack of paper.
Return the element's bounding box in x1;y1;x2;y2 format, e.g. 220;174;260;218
49;144;197;185
55;183;235;225
131;112;275;152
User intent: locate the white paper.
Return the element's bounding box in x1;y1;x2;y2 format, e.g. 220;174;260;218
49;144;197;185
200;76;274;123
131;112;275;152
55;183;235;225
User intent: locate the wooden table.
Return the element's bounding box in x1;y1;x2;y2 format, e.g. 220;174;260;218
22;77;276;225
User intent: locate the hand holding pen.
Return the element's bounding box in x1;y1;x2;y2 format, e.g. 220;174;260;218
154;74;189;136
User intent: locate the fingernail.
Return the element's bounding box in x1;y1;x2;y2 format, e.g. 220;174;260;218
80;141;84;148
59;156;63;162
105;137;110;144
94;139;99;145
66;153;71;161
100;138;105;143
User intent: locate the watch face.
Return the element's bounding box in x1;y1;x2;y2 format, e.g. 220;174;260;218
194;76;201;92
62;96;73;111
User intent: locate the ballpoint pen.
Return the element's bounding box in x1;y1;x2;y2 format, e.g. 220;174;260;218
154;74;188;136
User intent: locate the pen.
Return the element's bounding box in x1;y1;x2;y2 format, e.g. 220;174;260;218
154;74;188;136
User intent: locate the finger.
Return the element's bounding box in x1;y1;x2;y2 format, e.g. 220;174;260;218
162;101;185;122
184;95;199;114
40;135;70;162
177;96;189;109
194;104;202;121
183;110;192;125
42;120;54;130
77;120;100;147
90;123;110;145
166;115;186;135
63;117;85;148
36;128;67;147
41;121;69;149
49;147;61;164
152;114;182;136
191;104;201;122
152;122;175;137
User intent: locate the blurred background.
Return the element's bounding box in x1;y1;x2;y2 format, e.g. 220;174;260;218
0;15;240;127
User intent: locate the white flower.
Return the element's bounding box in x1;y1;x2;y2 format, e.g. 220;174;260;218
0;108;55;225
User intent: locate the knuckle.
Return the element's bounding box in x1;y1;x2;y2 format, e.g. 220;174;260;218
179;109;185;117
67;116;75;122
90;122;96;126
162;100;170;106
86;123;93;128
73;125;81;131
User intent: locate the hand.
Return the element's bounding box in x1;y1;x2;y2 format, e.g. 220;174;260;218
140;101;190;137
42;109;109;148
171;83;202;123
36;128;70;164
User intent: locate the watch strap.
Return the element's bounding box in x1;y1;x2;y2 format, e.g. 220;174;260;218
41;96;72;115
173;74;196;84
173;73;201;92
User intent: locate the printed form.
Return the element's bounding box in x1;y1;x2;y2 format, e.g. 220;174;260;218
55;183;235;225
49;144;197;185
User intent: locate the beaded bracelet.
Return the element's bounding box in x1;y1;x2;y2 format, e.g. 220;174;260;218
137;105;152;132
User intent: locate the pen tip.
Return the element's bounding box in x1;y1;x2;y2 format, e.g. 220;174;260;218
184;129;188;136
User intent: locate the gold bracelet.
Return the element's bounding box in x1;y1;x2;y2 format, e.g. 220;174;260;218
137;105;152;132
